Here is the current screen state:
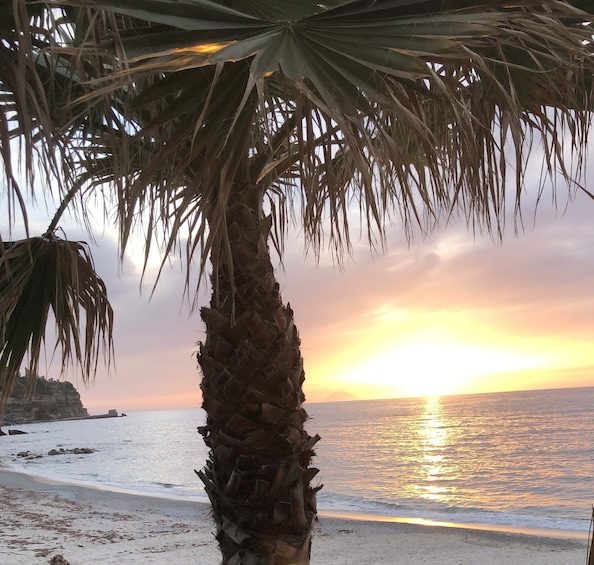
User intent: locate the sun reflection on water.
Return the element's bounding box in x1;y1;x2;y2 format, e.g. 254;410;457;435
416;396;452;502
309;388;594;532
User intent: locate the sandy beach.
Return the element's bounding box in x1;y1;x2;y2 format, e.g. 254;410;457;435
0;467;588;564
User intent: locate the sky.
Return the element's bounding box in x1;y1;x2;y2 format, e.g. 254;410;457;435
4;157;594;414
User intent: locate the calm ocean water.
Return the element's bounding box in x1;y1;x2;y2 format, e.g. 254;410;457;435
1;387;593;535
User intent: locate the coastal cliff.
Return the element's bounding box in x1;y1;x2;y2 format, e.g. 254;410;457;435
0;375;89;425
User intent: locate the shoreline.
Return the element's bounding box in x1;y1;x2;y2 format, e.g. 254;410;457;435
2;457;588;542
4;458;588;541
319;509;590;541
0;467;589;564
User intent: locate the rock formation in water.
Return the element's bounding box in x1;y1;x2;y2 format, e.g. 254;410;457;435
0;374;89;425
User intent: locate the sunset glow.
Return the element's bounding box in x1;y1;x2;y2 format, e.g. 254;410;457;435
340;340;547;398
300;275;594;403
300;310;594;403
293;191;594;404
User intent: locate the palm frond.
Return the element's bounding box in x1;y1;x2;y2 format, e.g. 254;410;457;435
0;234;114;409
5;0;594;298
54;0;593;253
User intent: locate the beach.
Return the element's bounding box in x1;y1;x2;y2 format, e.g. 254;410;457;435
0;467;588;564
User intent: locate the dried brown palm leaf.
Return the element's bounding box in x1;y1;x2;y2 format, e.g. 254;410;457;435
0;234;113;410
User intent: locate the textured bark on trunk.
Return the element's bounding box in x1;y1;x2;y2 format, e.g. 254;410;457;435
197;193;320;565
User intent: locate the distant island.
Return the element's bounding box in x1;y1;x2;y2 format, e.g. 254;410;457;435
322;391;361;403
0;374;123;426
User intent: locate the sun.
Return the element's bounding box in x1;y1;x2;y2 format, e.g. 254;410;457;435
340;340;547;398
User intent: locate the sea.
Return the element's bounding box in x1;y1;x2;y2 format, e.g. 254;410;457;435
1;386;593;537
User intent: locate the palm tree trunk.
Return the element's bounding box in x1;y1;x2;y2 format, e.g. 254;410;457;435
197;192;321;565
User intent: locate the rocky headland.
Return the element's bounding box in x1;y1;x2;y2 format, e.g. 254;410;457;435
1;375;89;426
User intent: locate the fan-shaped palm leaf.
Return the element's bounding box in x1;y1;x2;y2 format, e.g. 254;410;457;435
48;0;594;280
0;233;113;409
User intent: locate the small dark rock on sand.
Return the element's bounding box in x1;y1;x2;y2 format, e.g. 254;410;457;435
48;447;96;456
49;554;70;565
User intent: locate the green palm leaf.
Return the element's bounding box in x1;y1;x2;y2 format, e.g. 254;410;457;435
61;0;594;231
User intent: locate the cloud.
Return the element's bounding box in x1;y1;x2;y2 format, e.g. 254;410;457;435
277;183;594;397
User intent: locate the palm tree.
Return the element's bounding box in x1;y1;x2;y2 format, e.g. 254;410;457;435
2;1;594;563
